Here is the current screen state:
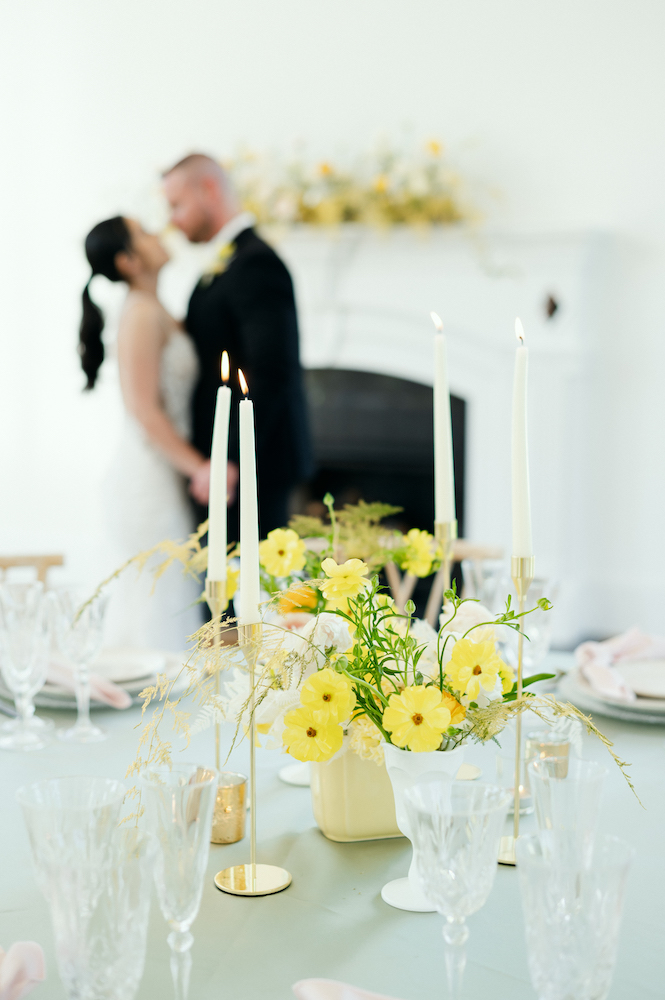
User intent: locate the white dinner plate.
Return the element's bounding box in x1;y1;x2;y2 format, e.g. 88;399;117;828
558;671;665;725
614;659;665;699
91;647;167;684
0;653;189;710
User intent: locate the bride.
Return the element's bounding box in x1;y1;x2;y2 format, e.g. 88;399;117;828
79;216;208;651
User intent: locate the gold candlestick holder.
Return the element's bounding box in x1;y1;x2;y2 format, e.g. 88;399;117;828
425;520;458;626
498;555;535;866
214;621;292;897
205;579;227;772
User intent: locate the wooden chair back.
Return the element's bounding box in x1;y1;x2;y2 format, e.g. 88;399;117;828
0;554;64;584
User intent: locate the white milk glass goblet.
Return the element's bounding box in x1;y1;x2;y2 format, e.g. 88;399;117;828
0;582;52;750
517;833;634;1000
529;757;607;865
53;586;108;743
17;776;154;1000
140;764;218;1000
403;780;511;1000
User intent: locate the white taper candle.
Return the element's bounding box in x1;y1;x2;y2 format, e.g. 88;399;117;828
206;352;231;583
512;319;533;557
431;312;456;524
238;369;261;624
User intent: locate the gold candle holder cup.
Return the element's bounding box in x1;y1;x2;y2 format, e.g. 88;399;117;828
524;729;570;780
211;771;247;845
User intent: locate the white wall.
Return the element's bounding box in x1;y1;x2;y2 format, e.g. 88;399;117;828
1;1;665;639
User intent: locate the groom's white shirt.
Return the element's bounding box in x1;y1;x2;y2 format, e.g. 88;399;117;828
204;210;256;269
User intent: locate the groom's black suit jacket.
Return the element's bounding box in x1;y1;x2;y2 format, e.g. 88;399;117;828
186;227;312;539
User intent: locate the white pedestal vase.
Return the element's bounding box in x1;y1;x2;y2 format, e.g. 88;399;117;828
382;742;465;912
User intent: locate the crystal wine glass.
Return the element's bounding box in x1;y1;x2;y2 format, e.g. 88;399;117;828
140;763;218;1000
404;780;511;1000
517;832;634;1000
0;582;52;750
529;757;607;866
17;776;155;1000
52;586;109;743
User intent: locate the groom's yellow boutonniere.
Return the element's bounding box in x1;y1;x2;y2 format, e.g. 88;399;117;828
199;243;234;287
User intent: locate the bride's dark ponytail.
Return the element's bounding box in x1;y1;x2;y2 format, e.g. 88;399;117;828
79;216;131;391
79;280;105;390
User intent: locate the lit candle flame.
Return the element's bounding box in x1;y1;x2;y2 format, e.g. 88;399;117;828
430;311;444;332
515;317;525;344
221;351;230;383
238;368;249;396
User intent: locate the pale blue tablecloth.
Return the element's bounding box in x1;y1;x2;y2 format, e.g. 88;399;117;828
0;667;661;999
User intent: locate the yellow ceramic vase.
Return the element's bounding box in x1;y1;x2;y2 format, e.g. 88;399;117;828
310;751;402;842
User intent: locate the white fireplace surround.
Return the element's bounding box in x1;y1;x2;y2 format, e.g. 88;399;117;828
266;226;601;648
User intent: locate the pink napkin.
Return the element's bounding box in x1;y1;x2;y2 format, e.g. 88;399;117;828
47;660;132;710
575;627;665;702
0;942;45;1000
293;981;405;1000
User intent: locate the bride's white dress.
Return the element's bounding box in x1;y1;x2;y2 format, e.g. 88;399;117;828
102;328;202;653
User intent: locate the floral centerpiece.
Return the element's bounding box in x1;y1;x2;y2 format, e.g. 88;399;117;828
105;498;635;834
246;572;549;766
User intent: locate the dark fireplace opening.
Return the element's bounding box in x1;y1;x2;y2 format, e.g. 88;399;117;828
296;368;466;615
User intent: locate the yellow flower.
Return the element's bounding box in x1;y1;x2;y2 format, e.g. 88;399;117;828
318;161;333;177
200;243;234;285
348;714;384;764
226;566;239;602
499;661;515;695
278;583;318;615
383;685;452;752
440;690;467;725
373;174;389;193
319;558;369;610
300;668;356;723
426;139;443;156
399;528;434;577
259;528;306;577
282;706;343;762
445;639;507;700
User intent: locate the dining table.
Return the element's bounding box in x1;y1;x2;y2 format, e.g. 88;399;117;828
0;656;661;1000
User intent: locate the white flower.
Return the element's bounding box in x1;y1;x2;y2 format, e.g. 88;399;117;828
348;714;385;764
408;617;456;681
440;602;495;639
409;618;438;647
301;613;353;655
221;668;250;722
262;690;304;749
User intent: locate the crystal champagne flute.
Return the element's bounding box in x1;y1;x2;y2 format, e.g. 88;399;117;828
140;763;218;1000
0;582;52;750
53;586;108;743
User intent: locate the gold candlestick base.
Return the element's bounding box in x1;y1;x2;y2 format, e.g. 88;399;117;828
498;835;516;866
215;863;292;897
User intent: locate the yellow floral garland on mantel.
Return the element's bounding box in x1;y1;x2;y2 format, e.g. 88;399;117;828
227;139;477;228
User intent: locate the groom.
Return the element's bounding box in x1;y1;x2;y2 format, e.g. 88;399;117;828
163;153;312;541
